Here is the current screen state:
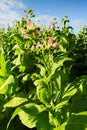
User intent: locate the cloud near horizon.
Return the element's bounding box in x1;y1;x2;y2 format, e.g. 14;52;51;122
33;14;59;26
0;0;86;32
0;0;59;27
71;19;87;28
0;0;26;26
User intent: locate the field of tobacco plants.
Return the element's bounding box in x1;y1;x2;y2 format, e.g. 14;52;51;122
0;9;87;130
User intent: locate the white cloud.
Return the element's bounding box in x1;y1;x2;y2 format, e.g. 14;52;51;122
69;19;87;33
0;0;26;26
71;19;87;28
33;14;59;26
0;0;26;11
0;11;21;26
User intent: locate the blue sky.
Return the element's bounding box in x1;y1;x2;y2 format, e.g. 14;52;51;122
0;0;87;32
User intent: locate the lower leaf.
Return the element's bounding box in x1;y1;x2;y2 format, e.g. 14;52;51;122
7;103;45;130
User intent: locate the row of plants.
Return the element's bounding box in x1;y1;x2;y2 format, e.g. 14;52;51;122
0;9;87;130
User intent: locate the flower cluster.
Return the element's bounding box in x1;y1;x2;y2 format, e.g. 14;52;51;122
19;18;58;51
31;42;41;50
48;37;59;48
26;20;36;30
20;28;28;39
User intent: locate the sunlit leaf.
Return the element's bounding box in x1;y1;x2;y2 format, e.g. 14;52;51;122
7;103;45;129
4;92;28;108
34;79;51;105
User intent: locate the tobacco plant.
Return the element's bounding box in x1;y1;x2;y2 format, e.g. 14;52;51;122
0;9;87;130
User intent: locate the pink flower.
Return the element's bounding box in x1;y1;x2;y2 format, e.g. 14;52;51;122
26;20;35;30
26;20;32;26
48;37;54;45
50;23;55;29
31;45;35;50
23;33;28;39
52;43;59;48
36;29;40;34
36;42;41;48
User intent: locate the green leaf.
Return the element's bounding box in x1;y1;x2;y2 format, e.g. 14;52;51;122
5;60;11;76
53;70;68;92
68;112;87;125
53;122;67;130
57;57;73;68
62;88;77;99
53;123;85;130
54;112;87;130
0;95;6;112
7;103;45;129
48;56;73;82
69;95;87;113
22;74;30;82
36;64;46;77
13;54;21;66
31;73;40;81
0;75;17;95
0;53;11;87
19;65;26;72
4;92;28;108
0;78;5;86
55;100;68;109
34;79;51;105
0;50;6;77
49;112;59;127
0;75;14;94
37;111;53;130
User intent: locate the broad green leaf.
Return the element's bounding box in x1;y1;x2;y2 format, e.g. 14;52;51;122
54;112;87;130
0;75;15;94
52;70;68;92
37;111;53;130
68;111;87;125
69;95;87;113
53;122;87;130
53;122;67;130
34;79;51;105
7;103;45;129
58;70;68;90
4;92;28;108
57;112;87;130
0;95;6;114
48;56;73;82
49;112;59;127
13;54;21;66
36;64;46;77
65;75;87;92
0;57;11;87
57;57;73;68
0;78;5;86
0;50;6;77
5;60;11;76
